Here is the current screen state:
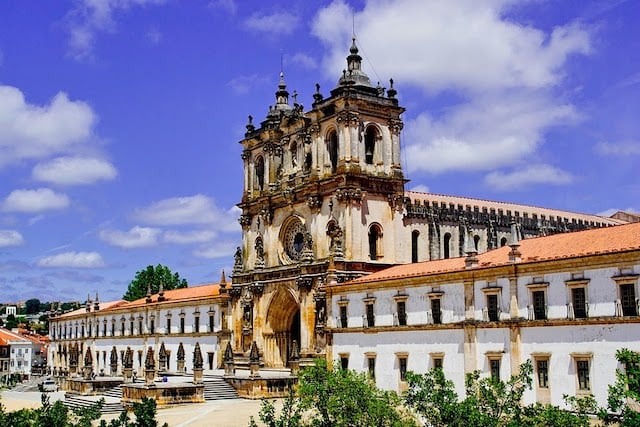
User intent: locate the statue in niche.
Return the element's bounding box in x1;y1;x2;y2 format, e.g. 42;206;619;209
233;247;243;270
255;237;265;266
327;223;344;258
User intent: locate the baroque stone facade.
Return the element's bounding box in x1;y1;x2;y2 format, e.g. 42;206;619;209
230;40;623;368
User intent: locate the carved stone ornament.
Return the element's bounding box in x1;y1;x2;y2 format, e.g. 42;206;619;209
249;341;260;363
335;187;363;204
223;342;234;363
307;194;322;210
336;110;359;126
309;124;321;136
229;286;242;298
259;208;273;225
239;214;252;229
388;118;404;135
249;282;264;295
233;246;243;273
84;347;93;367
388;193;405;211
296;276;313;292
241;150;251;161
144;346;155;370
177;343;185;362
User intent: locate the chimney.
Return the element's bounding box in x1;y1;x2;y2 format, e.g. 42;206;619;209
508;221;522;263
464;227;478;268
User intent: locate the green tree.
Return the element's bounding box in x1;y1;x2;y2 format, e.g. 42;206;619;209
405;361;592;427
25;299;41;315
122;264;188;301
598;348;640;426
5;314;17;330
250;359;416;427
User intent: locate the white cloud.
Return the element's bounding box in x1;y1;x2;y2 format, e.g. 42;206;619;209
312;0;591;93
37;251;105;268
133;195;239;231
0;230;24;247
146;28;162;44
597;207;639;217
208;0;237;15
193;241;237;259
2;188;70;213
595;141;640;156
0;85;96;168
289;52;316;69
244;11;299;36
65;0;167;60
409;184;430;193
163;229;216;244
484;164;573;191
32;156;117;185
226;74;271;95
311;1;591;176
404;92;579;174
99;226;161;248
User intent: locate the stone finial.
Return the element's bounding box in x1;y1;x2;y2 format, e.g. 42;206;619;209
193;342;203;369
220;270;227;289
289;340;300;361
177;342;185;361
144;346;155;370
223;342;234;363
110;346;117;365
159;342;167;369
94;292;100;311
508;221;522;263
84;347;93;366
124;347;133;369
145;283;152;303
464;227;478;268
158;281;165;302
249;341;260;363
86;294;91;312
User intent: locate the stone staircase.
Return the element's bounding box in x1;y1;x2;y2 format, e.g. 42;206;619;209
63;393;124;414
101;384;122;399
202;377;239;400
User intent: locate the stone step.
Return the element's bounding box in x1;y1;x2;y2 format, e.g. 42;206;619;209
63;395;124;414
201;379;239;400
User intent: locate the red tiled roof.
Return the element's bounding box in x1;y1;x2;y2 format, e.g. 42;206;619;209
54;284;224;319
0;328;30;345
344;222;640;286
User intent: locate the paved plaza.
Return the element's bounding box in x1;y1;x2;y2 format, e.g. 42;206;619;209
0;389;269;427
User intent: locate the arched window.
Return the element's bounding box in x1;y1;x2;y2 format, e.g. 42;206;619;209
255;156;265;191
327;130;338;173
364;126;378;165
368;224;383;260
500;237;508;247
411;230;420;263
443;233;452;259
474;235;481;251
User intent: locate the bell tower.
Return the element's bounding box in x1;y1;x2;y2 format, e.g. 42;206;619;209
230;39;406;367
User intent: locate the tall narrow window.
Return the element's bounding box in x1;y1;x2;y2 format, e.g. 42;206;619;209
443;233;451;259
536;359;549;388
327;131;338;173
180;317;185;334
399;356;408;381
490;358;501;380
577;360;590;391
474;234;480;251
397;301;407;326
411;230;419;263
621;284;638;316
366;304;375;327
572;287;587;319
364;127;377;165
500;237;508;247
110;323;114;337
532;290;547;320
339;306;348;328
368;224;383;260
194;316;200;333
255;156;265;191
209;315;214;332
166;318;171;334
368;356;376;380
150;319;155;334
487;294;499;322
129;321;134;335
340;355;349;370
431;298;442;324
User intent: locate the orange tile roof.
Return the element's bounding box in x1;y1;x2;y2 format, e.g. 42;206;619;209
406;191;625;225
343;222;640;286
53;283;225;319
0;328;30;345
115;283;221;310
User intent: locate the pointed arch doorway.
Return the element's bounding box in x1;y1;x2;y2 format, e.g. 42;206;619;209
265;288;301;368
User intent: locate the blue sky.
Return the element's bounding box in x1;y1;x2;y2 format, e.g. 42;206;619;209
0;0;638;303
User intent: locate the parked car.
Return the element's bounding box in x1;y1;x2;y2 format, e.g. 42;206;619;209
38;379;58;392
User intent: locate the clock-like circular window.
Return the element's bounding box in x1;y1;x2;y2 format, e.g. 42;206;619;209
282;218;306;262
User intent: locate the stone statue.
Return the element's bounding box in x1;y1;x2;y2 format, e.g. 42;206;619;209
193;342;203;369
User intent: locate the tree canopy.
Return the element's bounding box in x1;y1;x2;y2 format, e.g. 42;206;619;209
122;264;188;301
